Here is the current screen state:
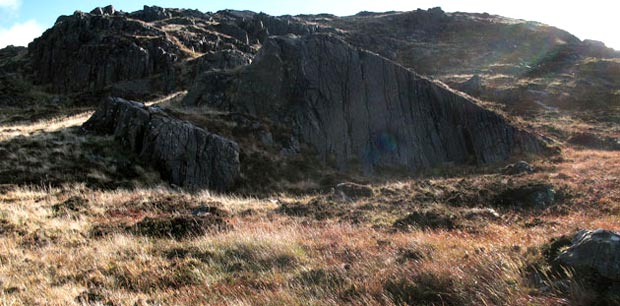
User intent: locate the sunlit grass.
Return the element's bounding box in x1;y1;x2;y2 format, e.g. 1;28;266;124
0;111;618;304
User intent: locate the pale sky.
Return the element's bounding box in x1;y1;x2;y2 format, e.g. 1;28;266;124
0;0;619;50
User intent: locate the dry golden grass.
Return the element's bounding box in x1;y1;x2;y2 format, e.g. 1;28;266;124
0;111;618;305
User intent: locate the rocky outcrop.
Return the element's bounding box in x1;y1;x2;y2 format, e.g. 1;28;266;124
28;10;182;95
213;11;318;45
188;49;252;82
184;34;548;172
129;5;173;22
83;97;240;191
556;229;620;282
19;4;620;114
26;6;321;99
90;5;119;16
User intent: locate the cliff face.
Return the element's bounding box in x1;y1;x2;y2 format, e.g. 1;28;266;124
184;34;546;171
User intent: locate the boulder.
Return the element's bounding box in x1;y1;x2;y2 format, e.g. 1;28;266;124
184;34;548;172
83;97;240;191
556;229;620;282
495;182;555;207
457;74;483;96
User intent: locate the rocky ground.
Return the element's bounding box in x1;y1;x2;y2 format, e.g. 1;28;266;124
1;4;619;305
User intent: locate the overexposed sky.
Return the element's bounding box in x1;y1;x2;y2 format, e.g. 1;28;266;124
0;0;619;50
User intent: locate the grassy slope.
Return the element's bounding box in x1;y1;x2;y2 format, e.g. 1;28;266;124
0;108;619;305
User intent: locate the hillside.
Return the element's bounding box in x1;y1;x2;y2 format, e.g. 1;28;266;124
0;5;619;305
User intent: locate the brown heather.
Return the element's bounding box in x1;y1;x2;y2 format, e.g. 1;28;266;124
0;110;618;305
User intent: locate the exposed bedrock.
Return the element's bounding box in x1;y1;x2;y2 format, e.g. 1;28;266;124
28;11;182;95
184;34;549;172
83;97;240;191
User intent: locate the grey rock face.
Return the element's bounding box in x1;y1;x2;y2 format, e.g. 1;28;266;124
28;11;181;95
189;49;252;82
184;34;548;172
83;97;240;191
214;11;318;45
26;6;320;99
557;229;620;282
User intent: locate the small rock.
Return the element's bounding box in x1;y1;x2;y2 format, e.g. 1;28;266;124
335;182;374;201
130;5;172;22
502;161;534;175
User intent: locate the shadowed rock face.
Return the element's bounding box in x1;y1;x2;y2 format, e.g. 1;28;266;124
26;6;317;99
184;34;547;172
29;11;182;95
83;97;240;191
